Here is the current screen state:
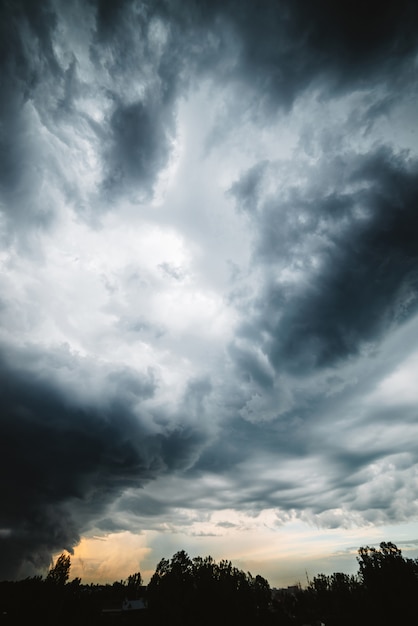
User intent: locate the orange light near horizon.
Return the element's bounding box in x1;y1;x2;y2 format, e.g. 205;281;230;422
60;531;153;585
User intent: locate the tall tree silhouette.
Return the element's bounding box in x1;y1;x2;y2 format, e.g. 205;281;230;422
357;542;418;625
46;553;71;586
147;550;271;625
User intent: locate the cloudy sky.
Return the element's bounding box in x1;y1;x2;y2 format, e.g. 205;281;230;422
1;0;418;586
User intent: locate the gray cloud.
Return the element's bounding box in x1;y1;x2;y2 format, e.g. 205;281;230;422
0;344;207;578
1;0;418;581
0;0;63;244
231;147;418;373
102;98;175;198
167;0;418;115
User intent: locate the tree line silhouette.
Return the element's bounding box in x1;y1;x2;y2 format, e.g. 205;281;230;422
0;541;417;625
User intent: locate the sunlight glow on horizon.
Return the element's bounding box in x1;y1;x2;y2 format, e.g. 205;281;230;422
64;517;418;588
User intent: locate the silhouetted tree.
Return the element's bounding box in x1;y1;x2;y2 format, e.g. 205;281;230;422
46;552;71;586
304;571;362;625
357;541;418;625
125;570;143;598
3;539;418;626
147;550;271;625
253;574;272;622
147;550;194;625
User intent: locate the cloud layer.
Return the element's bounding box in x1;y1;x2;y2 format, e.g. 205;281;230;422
1;0;418;579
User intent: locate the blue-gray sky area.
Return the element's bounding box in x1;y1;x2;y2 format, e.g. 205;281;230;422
1;0;418;585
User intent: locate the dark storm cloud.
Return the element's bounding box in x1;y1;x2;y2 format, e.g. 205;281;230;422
228;342;274;390
164;0;418;112
89;0;184;199
194;412;307;478
117;492;171;518
231;147;418;373
103;98;175;197
189;414;416;521
0;345;206;579
0;0;62;239
229;161;269;215
1;0;417;229
0;0;181;227
246;0;416;106
1;0;418;581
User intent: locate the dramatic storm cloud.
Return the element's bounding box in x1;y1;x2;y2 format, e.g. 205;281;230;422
1;0;418;581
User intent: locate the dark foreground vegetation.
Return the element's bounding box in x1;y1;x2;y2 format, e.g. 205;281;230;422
0;542;417;625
